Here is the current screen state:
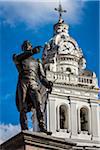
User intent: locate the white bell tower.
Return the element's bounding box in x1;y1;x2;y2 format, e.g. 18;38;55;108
42;2;100;149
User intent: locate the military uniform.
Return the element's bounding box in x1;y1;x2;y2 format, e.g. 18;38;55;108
13;48;52;131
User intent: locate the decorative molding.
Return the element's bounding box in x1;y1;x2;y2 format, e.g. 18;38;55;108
0;131;76;150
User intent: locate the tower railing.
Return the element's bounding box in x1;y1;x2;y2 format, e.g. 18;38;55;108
46;71;96;87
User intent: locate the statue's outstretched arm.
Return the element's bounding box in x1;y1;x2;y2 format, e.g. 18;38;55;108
13;46;41;62
13;51;33;62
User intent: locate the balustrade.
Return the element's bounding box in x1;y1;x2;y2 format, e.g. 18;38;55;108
46;71;95;87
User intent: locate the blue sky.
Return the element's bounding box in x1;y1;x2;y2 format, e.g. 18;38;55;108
0;0;99;127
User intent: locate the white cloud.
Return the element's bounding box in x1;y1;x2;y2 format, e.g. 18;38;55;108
0;123;21;144
0;0;85;28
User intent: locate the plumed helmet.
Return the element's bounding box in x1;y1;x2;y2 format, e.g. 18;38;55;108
21;40;32;51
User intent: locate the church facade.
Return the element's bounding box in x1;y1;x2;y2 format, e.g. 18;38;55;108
42;4;100;149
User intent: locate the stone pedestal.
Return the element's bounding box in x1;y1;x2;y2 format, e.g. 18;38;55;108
0;131;76;150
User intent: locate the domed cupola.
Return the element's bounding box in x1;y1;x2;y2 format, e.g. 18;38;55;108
42;3;85;75
42;3;98;88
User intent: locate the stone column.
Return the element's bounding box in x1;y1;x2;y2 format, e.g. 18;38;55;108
67;97;71;133
68;104;71;133
88;106;92;135
77;108;81;134
70;98;77;138
91;103;100;140
47;95;56;133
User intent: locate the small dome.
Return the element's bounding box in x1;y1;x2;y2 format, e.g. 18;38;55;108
79;70;93;77
54;20;69;35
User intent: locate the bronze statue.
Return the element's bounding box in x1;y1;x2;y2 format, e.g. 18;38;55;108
13;40;53;133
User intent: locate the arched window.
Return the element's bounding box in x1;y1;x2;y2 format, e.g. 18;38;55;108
66;67;71;72
80;107;88;131
59;105;68;129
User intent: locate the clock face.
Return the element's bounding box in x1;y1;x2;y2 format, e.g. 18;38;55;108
59;41;75;54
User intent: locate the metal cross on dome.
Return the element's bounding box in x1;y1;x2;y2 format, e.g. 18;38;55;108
55;1;67;22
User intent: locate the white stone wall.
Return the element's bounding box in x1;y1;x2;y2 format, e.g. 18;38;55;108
42;12;100;147
46;84;100;143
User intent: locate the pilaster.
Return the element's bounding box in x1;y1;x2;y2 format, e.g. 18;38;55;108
70;98;77;138
91;103;100;140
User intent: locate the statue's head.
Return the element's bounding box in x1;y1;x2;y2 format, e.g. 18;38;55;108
21;40;32;51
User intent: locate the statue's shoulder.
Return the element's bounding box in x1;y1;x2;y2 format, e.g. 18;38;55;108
12;53;18;62
13;52;23;64
13;52;23;58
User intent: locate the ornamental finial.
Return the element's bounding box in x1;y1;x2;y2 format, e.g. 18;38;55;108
54;0;67;23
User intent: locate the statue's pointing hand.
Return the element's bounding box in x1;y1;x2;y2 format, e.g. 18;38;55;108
32;46;43;54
